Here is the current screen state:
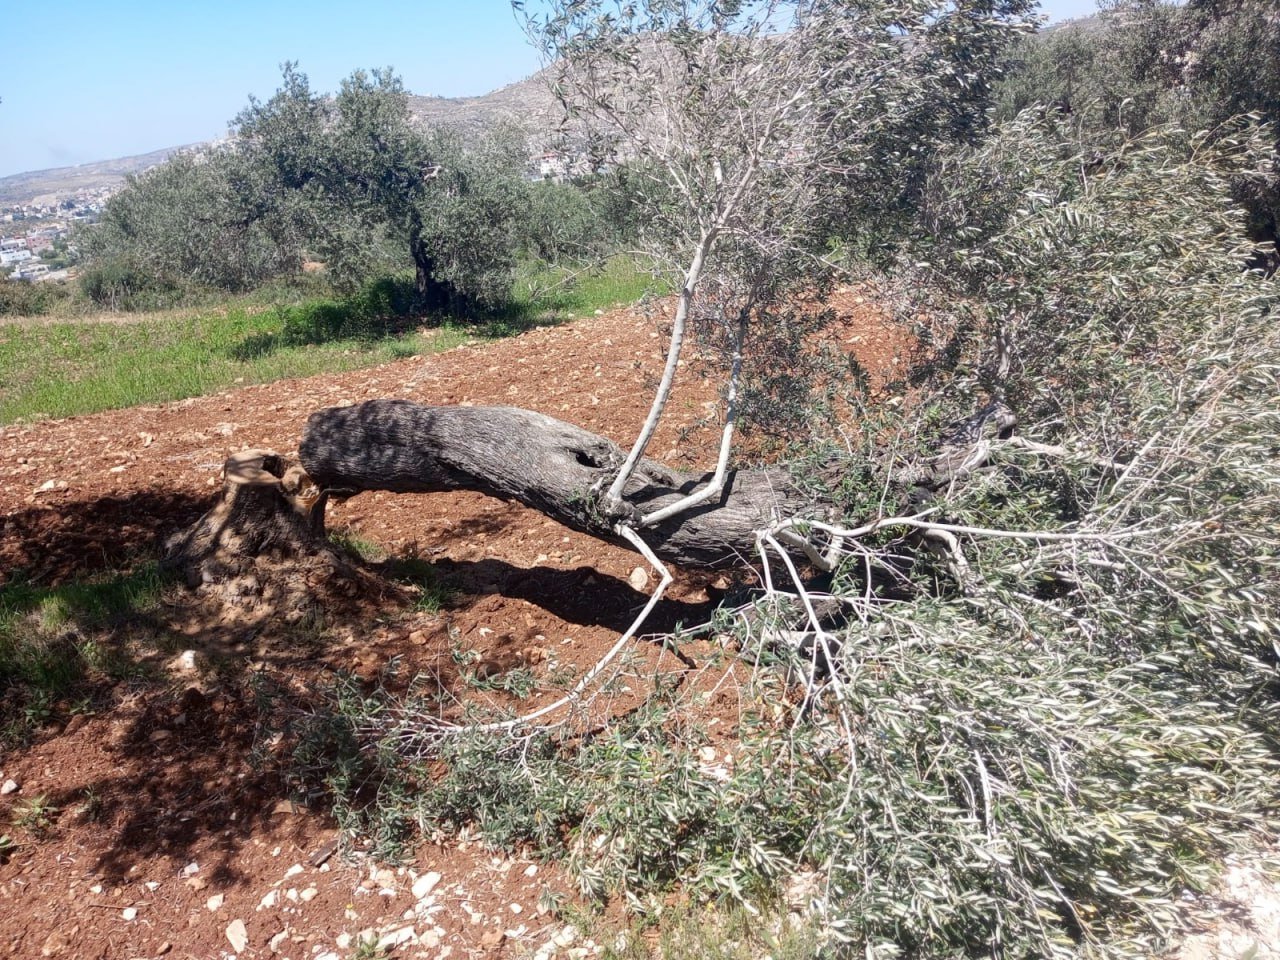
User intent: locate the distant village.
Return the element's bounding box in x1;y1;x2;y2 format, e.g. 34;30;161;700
1;191;103;283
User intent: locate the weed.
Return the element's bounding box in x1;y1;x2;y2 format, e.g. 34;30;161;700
0;564;172;738
328;530;387;563
13;795;59;837
464;665;538;700
0;834;15;863
381;555;453;614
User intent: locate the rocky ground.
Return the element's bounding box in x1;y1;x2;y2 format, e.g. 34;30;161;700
1;292;1276;959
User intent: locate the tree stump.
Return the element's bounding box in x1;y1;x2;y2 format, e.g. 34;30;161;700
164;450;332;589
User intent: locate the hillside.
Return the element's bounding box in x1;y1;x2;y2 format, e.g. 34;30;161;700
0;73;558;209
0;146;199;207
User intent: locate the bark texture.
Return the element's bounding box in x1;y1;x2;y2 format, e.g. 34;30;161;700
164;450;332;587
299;400;830;567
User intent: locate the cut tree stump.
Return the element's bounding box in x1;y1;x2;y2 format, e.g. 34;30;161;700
164;450;333;588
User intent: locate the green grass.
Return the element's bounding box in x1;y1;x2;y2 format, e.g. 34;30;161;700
0;564;170;742
0;257;659;425
0;305;468;425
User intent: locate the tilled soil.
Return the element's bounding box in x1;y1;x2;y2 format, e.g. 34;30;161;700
0;292;909;960
6;292;1273;960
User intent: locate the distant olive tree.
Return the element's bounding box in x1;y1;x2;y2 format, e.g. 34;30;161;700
234;65;530;309
78;151;300;306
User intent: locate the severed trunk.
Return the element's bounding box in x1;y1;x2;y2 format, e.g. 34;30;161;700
299;400;834;567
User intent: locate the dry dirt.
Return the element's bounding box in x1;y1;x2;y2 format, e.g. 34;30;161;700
2;292;1276;960
0;292;908;960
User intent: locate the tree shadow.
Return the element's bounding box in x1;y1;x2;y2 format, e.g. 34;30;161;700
433;556;718;635
1;487;215;588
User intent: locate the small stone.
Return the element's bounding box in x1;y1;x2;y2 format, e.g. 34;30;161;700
374;868;396;888
156;943;172;956
1;779;18;795
144;881;160;892
41;927;75;956
89;884;103;895
181;861;199;878
269;929;289;952
628;566;649;591
225;918;248;953
149;729;172;743
259;889;279;910
411;871;441;899
509;903;523;914
299;887;318;902
283;863;304;879
335;932;352;949
553;925;580;947
480;928;505;947
522;864;538;878
206;893;225;912
377;926;417;949
121;907;138;921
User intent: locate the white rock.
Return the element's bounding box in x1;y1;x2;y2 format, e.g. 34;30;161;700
144;881;159;892
268;929;289;953
522;864;538;878
181;861;199;878
376;926;417;949
258;889;279;910
553;925;580;947
628;566;649;590
299;887;318;902
0;779;18;795
411;871;441;899
335;933;352;950
206;893;225;911
226;919;248;953
121;907;138;921
283;863;304;879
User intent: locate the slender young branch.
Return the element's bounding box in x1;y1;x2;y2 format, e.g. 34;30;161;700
603;228;717;514
640;314;745;526
398;524;674;739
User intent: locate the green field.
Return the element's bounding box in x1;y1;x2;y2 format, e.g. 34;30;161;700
0;258;657;425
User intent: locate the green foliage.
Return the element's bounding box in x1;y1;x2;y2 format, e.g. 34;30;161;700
0;275;73;317
233;65;530;311
995;0;1280;261
78;151;302;306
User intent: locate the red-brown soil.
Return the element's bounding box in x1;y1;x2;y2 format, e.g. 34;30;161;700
0;292;907;959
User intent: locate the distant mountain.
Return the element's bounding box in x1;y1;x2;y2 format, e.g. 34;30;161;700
0;145;200;207
407;68;559;139
0;71;562;209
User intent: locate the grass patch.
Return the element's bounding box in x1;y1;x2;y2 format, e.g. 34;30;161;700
0;304;468;425
0;258;657;425
0;563;170;742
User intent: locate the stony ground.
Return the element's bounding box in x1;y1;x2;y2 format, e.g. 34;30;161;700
1;292;1276;959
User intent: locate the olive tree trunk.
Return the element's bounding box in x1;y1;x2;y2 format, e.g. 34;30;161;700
299;399;830;567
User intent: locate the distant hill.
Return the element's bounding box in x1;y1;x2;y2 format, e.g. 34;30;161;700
407;68;559;139
0;146;199;207
0;71;561;209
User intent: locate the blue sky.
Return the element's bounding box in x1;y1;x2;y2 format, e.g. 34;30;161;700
1;0;1101;179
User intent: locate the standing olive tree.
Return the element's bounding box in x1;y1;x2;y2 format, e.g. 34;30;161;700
233;65;529;309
